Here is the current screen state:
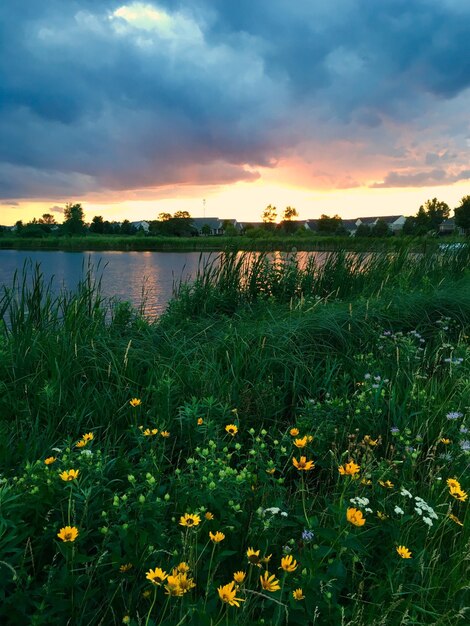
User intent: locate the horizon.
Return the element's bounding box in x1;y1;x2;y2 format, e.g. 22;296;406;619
1;1;469;225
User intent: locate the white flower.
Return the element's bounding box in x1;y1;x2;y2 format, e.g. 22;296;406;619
280;511;288;517
400;488;413;499
394;506;404;515
423;517;433;527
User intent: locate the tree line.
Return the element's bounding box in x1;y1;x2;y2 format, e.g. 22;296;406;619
2;196;469;239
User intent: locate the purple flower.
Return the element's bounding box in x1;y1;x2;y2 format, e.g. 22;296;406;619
460;440;470;452
446;411;463;420
302;529;314;542
390;426;400;435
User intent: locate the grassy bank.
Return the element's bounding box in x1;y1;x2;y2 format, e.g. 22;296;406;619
0;249;469;625
0;233;455;252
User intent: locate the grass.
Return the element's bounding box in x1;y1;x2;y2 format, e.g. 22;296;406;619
0;247;469;625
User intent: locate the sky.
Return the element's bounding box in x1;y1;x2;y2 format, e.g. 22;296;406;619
1;0;469;225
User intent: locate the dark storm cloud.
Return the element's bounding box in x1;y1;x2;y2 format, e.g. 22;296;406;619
0;0;469;199
371;168;470;188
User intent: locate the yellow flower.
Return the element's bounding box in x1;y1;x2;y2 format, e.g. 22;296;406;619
179;513;201;528
44;457;56;465
379;480;394;489
280;555;298;572
377;511;388;521
176;562;190;573
449;513;463;526
346;507;366;527
218;581;245;607
440;438;451;444
160;431;170;438
396;545;412;559
233;571;246;584
165;574;184;596
122;616;130;624
449;485;468;502
447;478;461;490
59;469;79;481
361;478;372;486
307;435;314;442
197;418;203;425
82;432;94;442
292;456;315;471
209;531;225;543
57;526;79;542
260;571;281;592
177;572;196;594
338;460;360;476
247;547;261;565
225;424;238;436
261;553;272;565
143;428;158;436
292;588;305;601
205;511;214;520
266;467;276;475
363;435;378;446
129;398;141;407
120;563;133;573
142;590;151;599
289;428;299;436
146;568;168;586
75;439;87;448
294;436;308;448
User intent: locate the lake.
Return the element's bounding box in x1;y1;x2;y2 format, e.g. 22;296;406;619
0;249;329;318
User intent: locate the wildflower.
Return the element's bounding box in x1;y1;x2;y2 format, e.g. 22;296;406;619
379;480;394;489
338;460;360;476
82;432;94;442
209;531;225;543
75;440;87;448
218;581;245;607
120;563;133;573
447;411;463;420
440;438;451;445
394;506;404;515
280;555;298;572
146;568;168;586
390;426;400;434
59;469;79;481
197;418;203;425
176;562;190;573
44;457;56;465
290;428;299;436
292;456;315;471
260;571;281;592
142;590;151;599
165;574;184;596
225;424;238;436
446;478;461;490
449;485;468;502
293;588;305;601
122;617;130;624
57;526;79;542
176;572;196;593
363;435;378;446
361;478;372;485
261;554;272;565
266;468;276;475
129;398;141;407
377;511;388;520
307;435;314;442
143;428;158;436
302;529;314;542
396;546;412;559
400;488;413;499
346;508;366;527
205;512;214;520
179;513;201;527
160;431;170;438
294;436;308;448
247;547;261;565
449;514;463;526
233;571;246;584
460;440;470;452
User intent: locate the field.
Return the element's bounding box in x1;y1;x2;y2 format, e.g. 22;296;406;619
0;248;469;625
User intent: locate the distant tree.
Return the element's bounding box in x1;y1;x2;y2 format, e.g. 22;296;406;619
317;214;343;235
14;220;24;233
402;216;417;236
355;223;372;237
371;219;391;237
39;213;56;225
120;219;135;235
158;212;172;221
222;220;238;237
262;204;277;229
280;206;298;234
419;198;450;232
454;195;470;235
63;203;85;235
201;224;211;236
173;211;191;220
90;215;105;234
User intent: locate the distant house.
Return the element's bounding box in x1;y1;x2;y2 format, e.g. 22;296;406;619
191;217;225;236
356;215;406;233
439;219;458;235
130;220;150;233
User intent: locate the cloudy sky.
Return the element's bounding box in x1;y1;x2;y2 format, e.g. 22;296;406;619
1;0;469;223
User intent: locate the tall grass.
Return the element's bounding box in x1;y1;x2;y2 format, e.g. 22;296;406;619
0;248;468;625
